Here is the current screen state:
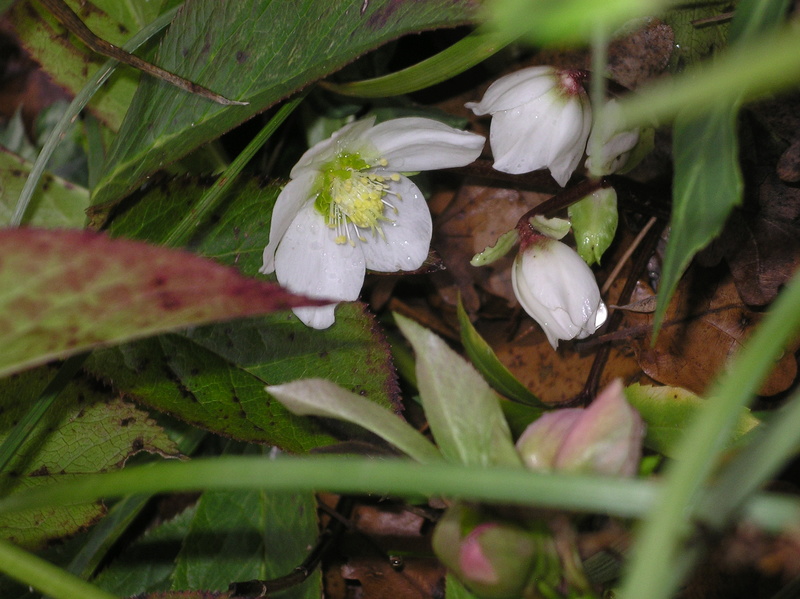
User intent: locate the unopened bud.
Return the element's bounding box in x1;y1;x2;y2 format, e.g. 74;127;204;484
433;504;539;599
516;379;645;477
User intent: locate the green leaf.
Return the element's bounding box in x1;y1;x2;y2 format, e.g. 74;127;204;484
93;504;196;595
8;0;142;130
0;149;89;228
90;0;477;216
89;177;399;451
267;378;443;463
394;313;521;467
0;228;322;378
624;383;760;458
87;305;398;453
93;0;181;31
323;27;514;98
653;103;742;333
456;298;544;409
172;486;319;597
0;368;179;549
663;3;730;72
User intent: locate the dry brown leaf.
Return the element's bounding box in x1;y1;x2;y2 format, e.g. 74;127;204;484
432;183;549;314
623;268;798;396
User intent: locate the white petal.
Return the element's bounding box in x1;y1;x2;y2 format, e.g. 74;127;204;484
274;203;366;329
465;66;557;115
512;240;604;348
362;117;484;172
260;171;317;275
359;176;432;272
546;96;592;186
489;94;562;174
290;117;378;178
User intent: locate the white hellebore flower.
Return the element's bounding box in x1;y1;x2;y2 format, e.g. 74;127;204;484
512;235;608;349
466;66;592;187
260;116;484;329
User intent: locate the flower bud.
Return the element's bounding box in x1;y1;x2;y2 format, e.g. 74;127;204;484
433;504;540;599
511;235;607;349
516;380;645;477
515;408;583;471
555;379;646;477
568;186;618;266
466;66;592;187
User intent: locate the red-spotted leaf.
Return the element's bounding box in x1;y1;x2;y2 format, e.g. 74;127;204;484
0;228;324;377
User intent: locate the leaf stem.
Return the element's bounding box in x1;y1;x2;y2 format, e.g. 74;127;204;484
0;538;116;599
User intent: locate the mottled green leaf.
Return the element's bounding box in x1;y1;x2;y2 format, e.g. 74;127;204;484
0;368;178;549
654;103;742;333
87;304;396;452
268;378;442;463
172;486;319;597
395;313;521;467
90;0;477;216
94;0;181;31
0;228;326;378
624;383;760;457
0;148;89;228
8;0;144;130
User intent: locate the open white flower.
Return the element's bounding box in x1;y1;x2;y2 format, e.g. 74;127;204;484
260;116;484;329
466;66;592;186
512;235;607;348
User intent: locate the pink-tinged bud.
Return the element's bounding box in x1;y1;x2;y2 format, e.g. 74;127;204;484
515;408;583;470
516;380;645;477
511;235;608;349
433;504;539;599
555;379;645;477
466;66;592;187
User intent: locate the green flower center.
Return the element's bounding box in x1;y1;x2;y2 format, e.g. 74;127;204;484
314;152;400;245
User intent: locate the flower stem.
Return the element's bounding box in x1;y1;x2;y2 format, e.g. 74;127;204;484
514;177;607;233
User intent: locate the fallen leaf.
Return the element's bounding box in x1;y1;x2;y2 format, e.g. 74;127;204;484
623;267;798;396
